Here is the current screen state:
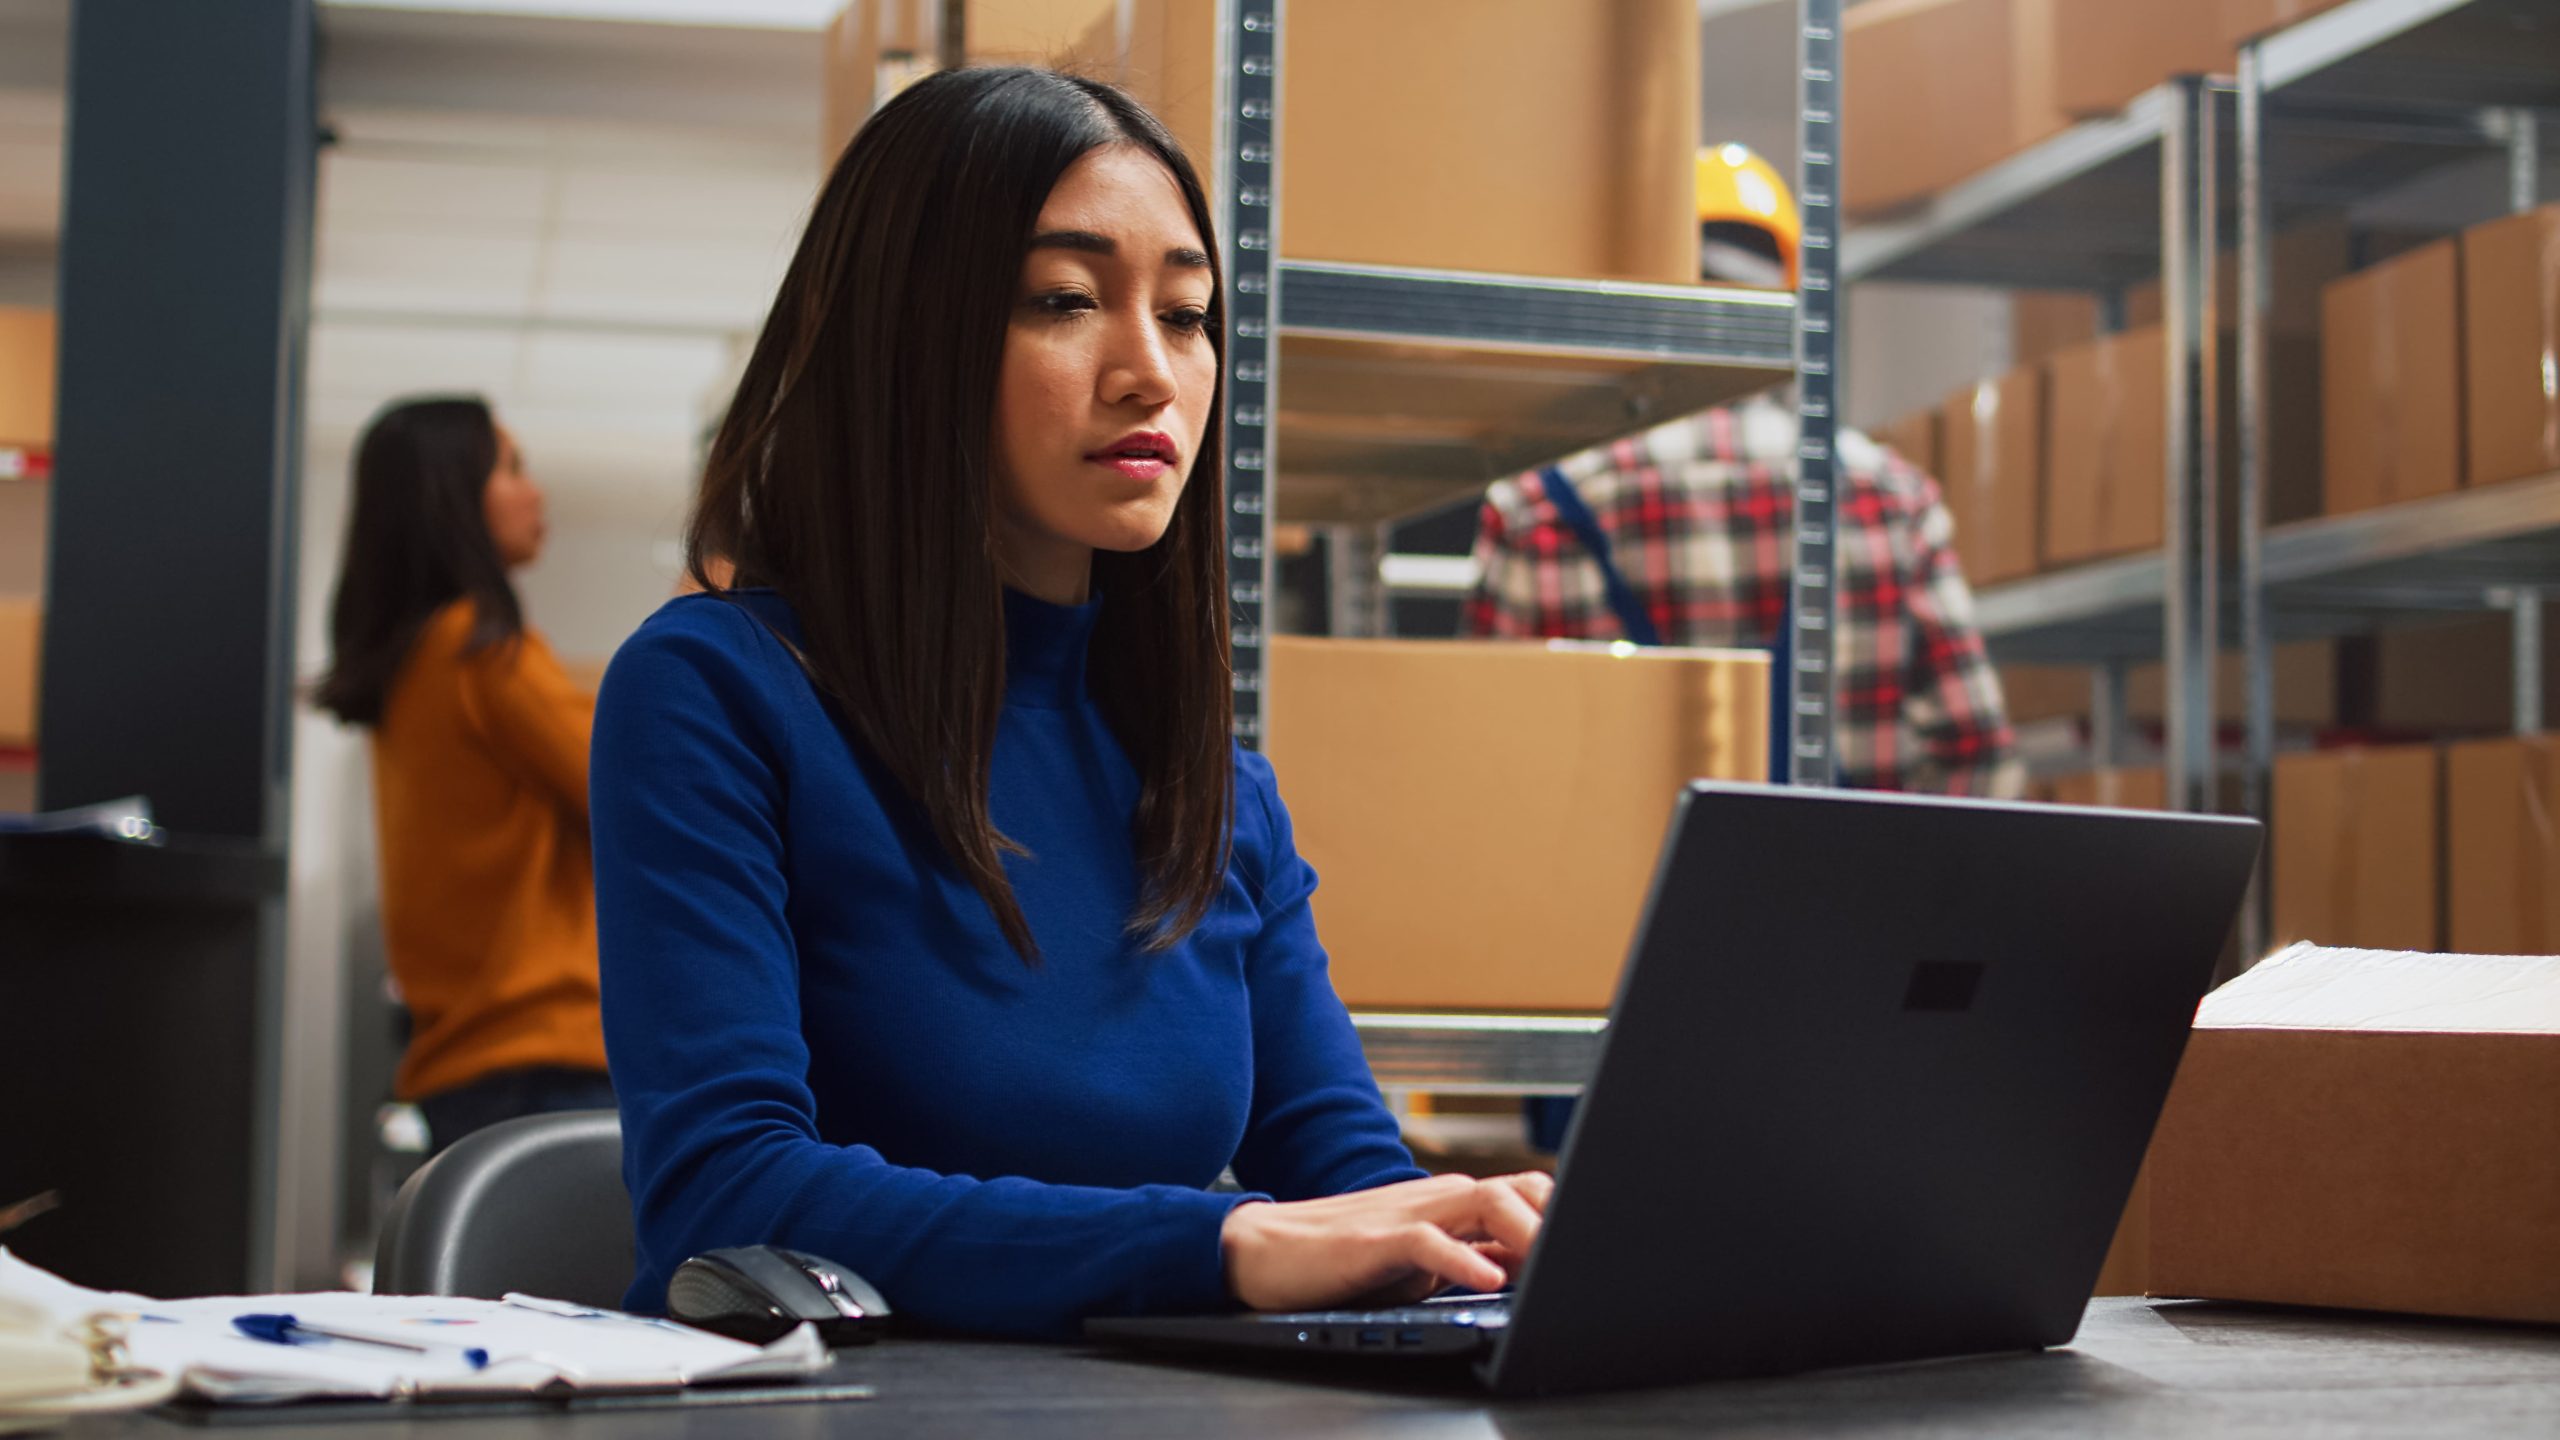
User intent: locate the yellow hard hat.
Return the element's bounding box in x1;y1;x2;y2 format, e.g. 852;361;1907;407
1695;143;1799;289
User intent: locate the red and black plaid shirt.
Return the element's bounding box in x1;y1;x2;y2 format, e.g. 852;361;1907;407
1463;396;2020;795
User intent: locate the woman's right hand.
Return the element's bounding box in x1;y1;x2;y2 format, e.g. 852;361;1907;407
1219;1171;1554;1313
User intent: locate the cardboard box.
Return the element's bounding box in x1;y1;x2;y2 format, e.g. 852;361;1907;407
1866;408;1942;482
2322;239;2463;515
2445;735;2560;956
827;2;1704;282
2050;767;2166;810
2271;745;2441;953
2462;204;2560;489
2218;0;2352;45
2151;944;2560;1326
1997;663;2095;728
0;596;37;748
2050;0;2230;118
1845;0;2070;219
2370;612;2560;734
2011;290;2101;367
1272;0;1700;281
0;308;55;448
2093;1162;2151;1298
2247;332;2330;527
2002;642;2338;730
2124;215;2353;342
1266;637;1769;1011
965;0;1111;65
1940;367;2045;588
879;0;930;56
2130;643;2339;727
2043;324;2167;564
819;1;884;161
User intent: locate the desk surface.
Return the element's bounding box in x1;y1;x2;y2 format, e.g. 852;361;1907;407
69;1298;2560;1439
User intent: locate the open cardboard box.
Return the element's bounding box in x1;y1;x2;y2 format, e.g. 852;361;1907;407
1267;637;1768;1013
2150;943;2560;1325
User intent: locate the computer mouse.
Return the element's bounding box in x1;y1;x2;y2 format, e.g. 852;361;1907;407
666;1245;893;1346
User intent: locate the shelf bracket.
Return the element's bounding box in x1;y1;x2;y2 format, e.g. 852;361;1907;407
1214;0;1282;748
1789;0;1843;788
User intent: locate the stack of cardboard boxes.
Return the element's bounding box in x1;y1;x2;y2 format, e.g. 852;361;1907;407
2324;205;2560;514
2040;735;2557;962
1864;203;2560;746
826;0;1705;285
2042;742;2560;1318
1845;0;2352;222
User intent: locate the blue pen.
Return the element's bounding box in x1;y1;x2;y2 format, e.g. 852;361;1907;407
232;1312;491;1369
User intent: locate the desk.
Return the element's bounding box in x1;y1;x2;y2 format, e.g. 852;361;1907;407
62;1299;2560;1438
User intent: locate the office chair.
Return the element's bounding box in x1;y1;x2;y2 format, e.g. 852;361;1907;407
372;1108;633;1308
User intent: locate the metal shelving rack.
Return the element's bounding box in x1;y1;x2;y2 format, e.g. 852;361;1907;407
1843;0;2559;957
1209;4;1803;679
1230;0;2555;1088
1209;0;1826;1089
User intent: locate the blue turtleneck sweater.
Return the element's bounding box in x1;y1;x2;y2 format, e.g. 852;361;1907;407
589;588;1425;1338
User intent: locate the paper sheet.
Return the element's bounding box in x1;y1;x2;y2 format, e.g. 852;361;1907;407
0;1249;827;1405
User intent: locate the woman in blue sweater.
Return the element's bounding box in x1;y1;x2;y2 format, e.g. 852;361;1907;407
590;68;1550;1339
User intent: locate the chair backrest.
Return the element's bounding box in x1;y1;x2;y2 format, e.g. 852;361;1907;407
373;1109;633;1308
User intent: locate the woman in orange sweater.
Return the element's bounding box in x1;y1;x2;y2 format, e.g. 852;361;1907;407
314;396;610;1155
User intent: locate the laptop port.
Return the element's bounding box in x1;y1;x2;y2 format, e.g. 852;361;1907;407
1396;1329;1427;1347
1356;1329;1386;1347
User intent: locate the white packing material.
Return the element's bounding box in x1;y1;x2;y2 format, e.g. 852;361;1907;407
2198;943;2560;1034
0;1248;828;1406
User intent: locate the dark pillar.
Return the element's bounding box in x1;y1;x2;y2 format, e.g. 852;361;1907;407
4;0;316;1297
39;0;314;840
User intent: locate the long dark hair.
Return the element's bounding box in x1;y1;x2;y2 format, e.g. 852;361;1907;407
313;395;524;726
689;67;1232;961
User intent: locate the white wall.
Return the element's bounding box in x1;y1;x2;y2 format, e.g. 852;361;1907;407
516;521;692;663
278;433;374;1287
271;8;818;1285
1844;282;2014;431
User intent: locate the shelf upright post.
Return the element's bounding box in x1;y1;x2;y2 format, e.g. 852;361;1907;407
2503;107;2541;740
1324;523;1390;637
1214;0;1283;748
2162;76;2221;818
1790;0;1844;788
2092;660;2131;769
2516;590;2546;736
2507;106;2541;216
2236;47;2274;964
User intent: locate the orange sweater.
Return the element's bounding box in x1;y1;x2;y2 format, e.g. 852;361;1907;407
372;600;604;1100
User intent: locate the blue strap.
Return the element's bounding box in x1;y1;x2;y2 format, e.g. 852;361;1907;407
1538;466;1663;647
1768;597;1793;783
1540;464;1795;778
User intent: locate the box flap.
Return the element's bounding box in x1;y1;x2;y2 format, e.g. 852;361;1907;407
2197;942;2560;1035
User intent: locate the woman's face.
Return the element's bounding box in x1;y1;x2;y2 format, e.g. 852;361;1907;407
991;143;1219;604
481;422;547;570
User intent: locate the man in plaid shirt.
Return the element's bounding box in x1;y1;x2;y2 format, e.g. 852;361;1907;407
1465;144;2018;798
1464;392;2020;796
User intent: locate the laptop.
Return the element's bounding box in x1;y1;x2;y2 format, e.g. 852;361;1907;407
1088;783;2262;1397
